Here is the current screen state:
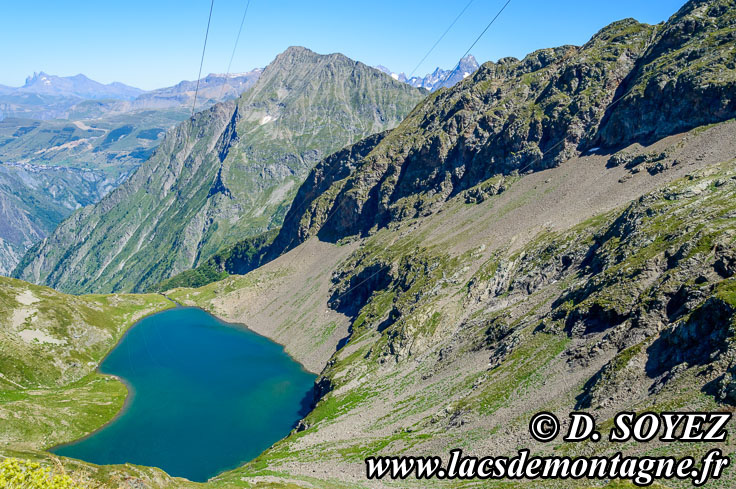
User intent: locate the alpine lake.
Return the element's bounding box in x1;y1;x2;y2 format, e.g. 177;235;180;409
52;307;316;482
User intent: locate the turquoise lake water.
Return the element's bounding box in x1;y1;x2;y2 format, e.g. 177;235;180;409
52;307;316;482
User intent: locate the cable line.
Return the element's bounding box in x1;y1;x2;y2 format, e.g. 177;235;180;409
218;0;252;101
408;0;475;79
438;0;512;89
191;0;216;118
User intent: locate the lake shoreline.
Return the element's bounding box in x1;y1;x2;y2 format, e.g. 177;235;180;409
47;373;136;453
47;306;317;482
161;289;319;375
45;302;177;454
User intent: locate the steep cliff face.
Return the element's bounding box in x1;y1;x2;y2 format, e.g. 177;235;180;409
13;102;237;293
13;47;425;294
270;1;735;254
597;0;736;145
157;132;389;290
0;162;123;275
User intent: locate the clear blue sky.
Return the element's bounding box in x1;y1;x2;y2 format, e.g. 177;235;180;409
1;0;686;90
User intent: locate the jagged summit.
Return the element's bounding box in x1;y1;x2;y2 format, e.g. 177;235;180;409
268;45;365;70
377;54;480;91
18;71;144;100
263;46;408;83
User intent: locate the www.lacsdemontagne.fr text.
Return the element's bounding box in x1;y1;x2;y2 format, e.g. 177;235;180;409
365;448;730;486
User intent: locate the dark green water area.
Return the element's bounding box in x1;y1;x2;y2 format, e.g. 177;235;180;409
52;307;316;482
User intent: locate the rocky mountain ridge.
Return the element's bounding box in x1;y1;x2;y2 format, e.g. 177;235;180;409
69;69;264;118
270;1;736;255
376;54;480;91
19;71;143;100
0;70;263;121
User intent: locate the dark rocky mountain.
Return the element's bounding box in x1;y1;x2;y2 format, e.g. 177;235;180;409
595;0;736;146
274;3;736;252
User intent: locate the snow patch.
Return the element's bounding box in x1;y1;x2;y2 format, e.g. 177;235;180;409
259;115;276;125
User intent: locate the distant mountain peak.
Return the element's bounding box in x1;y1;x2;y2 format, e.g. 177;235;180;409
262;46;400;86
458;54;478;70
284;45;312;53
265;46;330;74
24;71;49;86
18;72;144;100
375;54;480;92
207;70;263;79
277;45;320;60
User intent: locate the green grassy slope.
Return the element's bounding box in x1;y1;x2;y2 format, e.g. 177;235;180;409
0;276;172;446
0;276;193;488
